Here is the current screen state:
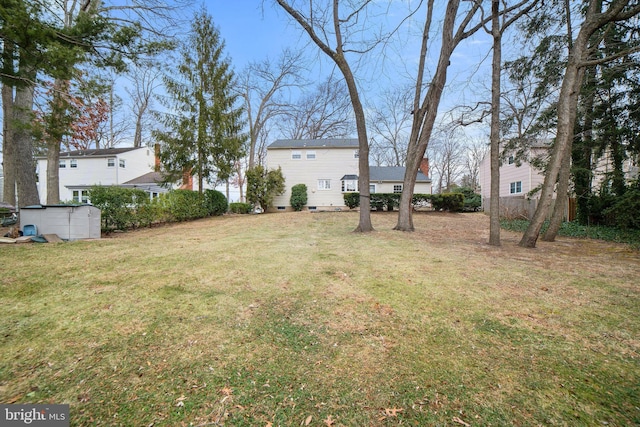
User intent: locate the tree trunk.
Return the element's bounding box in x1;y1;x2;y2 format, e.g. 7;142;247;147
2;83;16;205
13;69;40;207
542;140;571;241
488;0;502;246
46;141;61;204
395;0;459;231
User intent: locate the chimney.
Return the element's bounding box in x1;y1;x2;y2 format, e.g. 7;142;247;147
419;157;430;177
154;143;161;172
180;167;193;190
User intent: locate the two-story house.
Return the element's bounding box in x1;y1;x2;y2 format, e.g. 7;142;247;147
266;139;431;211
36;147;168;204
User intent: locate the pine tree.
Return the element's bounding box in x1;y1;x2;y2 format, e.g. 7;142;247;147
155;8;245;194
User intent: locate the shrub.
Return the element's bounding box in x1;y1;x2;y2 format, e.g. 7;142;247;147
161;190;208;222
89;186;150;231
204;189;228;216
603;181;640;229
290;184;308;211
229;202;252;214
343;193;360;209
431;193;464;212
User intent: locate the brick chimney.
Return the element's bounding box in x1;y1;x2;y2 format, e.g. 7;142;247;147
154;143;161;172
419;157;430;177
180;168;193;190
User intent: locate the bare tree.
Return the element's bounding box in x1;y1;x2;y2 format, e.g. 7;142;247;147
127;63;162;148
395;0;485;231
369;86;413;167
278;73;355;141
428;130;466;193
276;0;381;232
462;137;488;192
520;0;640;248
239;48;306;169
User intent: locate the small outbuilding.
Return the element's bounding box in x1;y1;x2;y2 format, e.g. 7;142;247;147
20;204;101;240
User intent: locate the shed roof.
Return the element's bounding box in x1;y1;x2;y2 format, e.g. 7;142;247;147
268;139;359;149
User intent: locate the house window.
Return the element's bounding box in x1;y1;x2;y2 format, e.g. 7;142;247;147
393;184;403;193
508;156;515;165
70;159;78;168
107;158;115;167
59;160;66;168
318;179;331;190
291;151;302;160
277;206;286;211
119;159;126;168
341;179;358;192
306;151;316;160
370;184;376;194
354;150;359;159
510;181;522;194
72;190;89;203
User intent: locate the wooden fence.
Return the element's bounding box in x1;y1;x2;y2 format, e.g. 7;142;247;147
482;197;576;221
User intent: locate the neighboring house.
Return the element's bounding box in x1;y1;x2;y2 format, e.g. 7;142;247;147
36;147;168;204
478;142;549;203
478;140;639;218
266;139;431;212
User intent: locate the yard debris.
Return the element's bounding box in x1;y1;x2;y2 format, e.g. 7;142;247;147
0;237;17;244
15;236;33;244
43;234;64;243
453;416;471;426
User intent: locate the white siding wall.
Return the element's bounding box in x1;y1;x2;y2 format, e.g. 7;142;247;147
37;148;154;204
268;147;359;210
372;182;431;194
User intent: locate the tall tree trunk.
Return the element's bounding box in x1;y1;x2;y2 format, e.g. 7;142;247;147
488;0;502;246
2;83;16;205
519;0;604;248
542;140;572;241
45;78;69;205
574;66;596;225
13;67;40;207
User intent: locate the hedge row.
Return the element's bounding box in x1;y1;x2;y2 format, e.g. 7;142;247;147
89;186;228;232
343;192;465;212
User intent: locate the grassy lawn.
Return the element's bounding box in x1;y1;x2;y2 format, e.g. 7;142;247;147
1;212;638;426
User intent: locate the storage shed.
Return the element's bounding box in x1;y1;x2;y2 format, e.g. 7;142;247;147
20;205;101;240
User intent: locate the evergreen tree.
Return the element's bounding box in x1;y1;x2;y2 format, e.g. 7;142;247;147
154;9;245;194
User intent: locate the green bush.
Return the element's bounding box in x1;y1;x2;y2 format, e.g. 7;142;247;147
343;193;360;209
290;184;308;211
160;190;208;222
89;186;150;231
603;181;640;229
431;193;464;212
229;202;252;214
204;189;228;216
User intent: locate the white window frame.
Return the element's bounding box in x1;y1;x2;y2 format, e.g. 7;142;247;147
107;158;115;167
508;156;515;165
306;150;316;160
291;151;302;160
119;159;126;168
72;190;89;204
318;179;331;191
393;184;403;193
369;184;376;194
354;150;359;159
70;159;78;168
59;160;66;168
510;181;522;194
341;179;358;192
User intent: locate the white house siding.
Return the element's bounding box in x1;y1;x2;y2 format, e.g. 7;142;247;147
372;182;431;194
37;147;155;204
268;146;359;210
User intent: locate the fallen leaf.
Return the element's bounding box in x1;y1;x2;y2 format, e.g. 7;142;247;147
220;387;233;396
453;416;471;426
324;415;335;426
265;423;273;427
384;408;403;417
303;415;313;425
